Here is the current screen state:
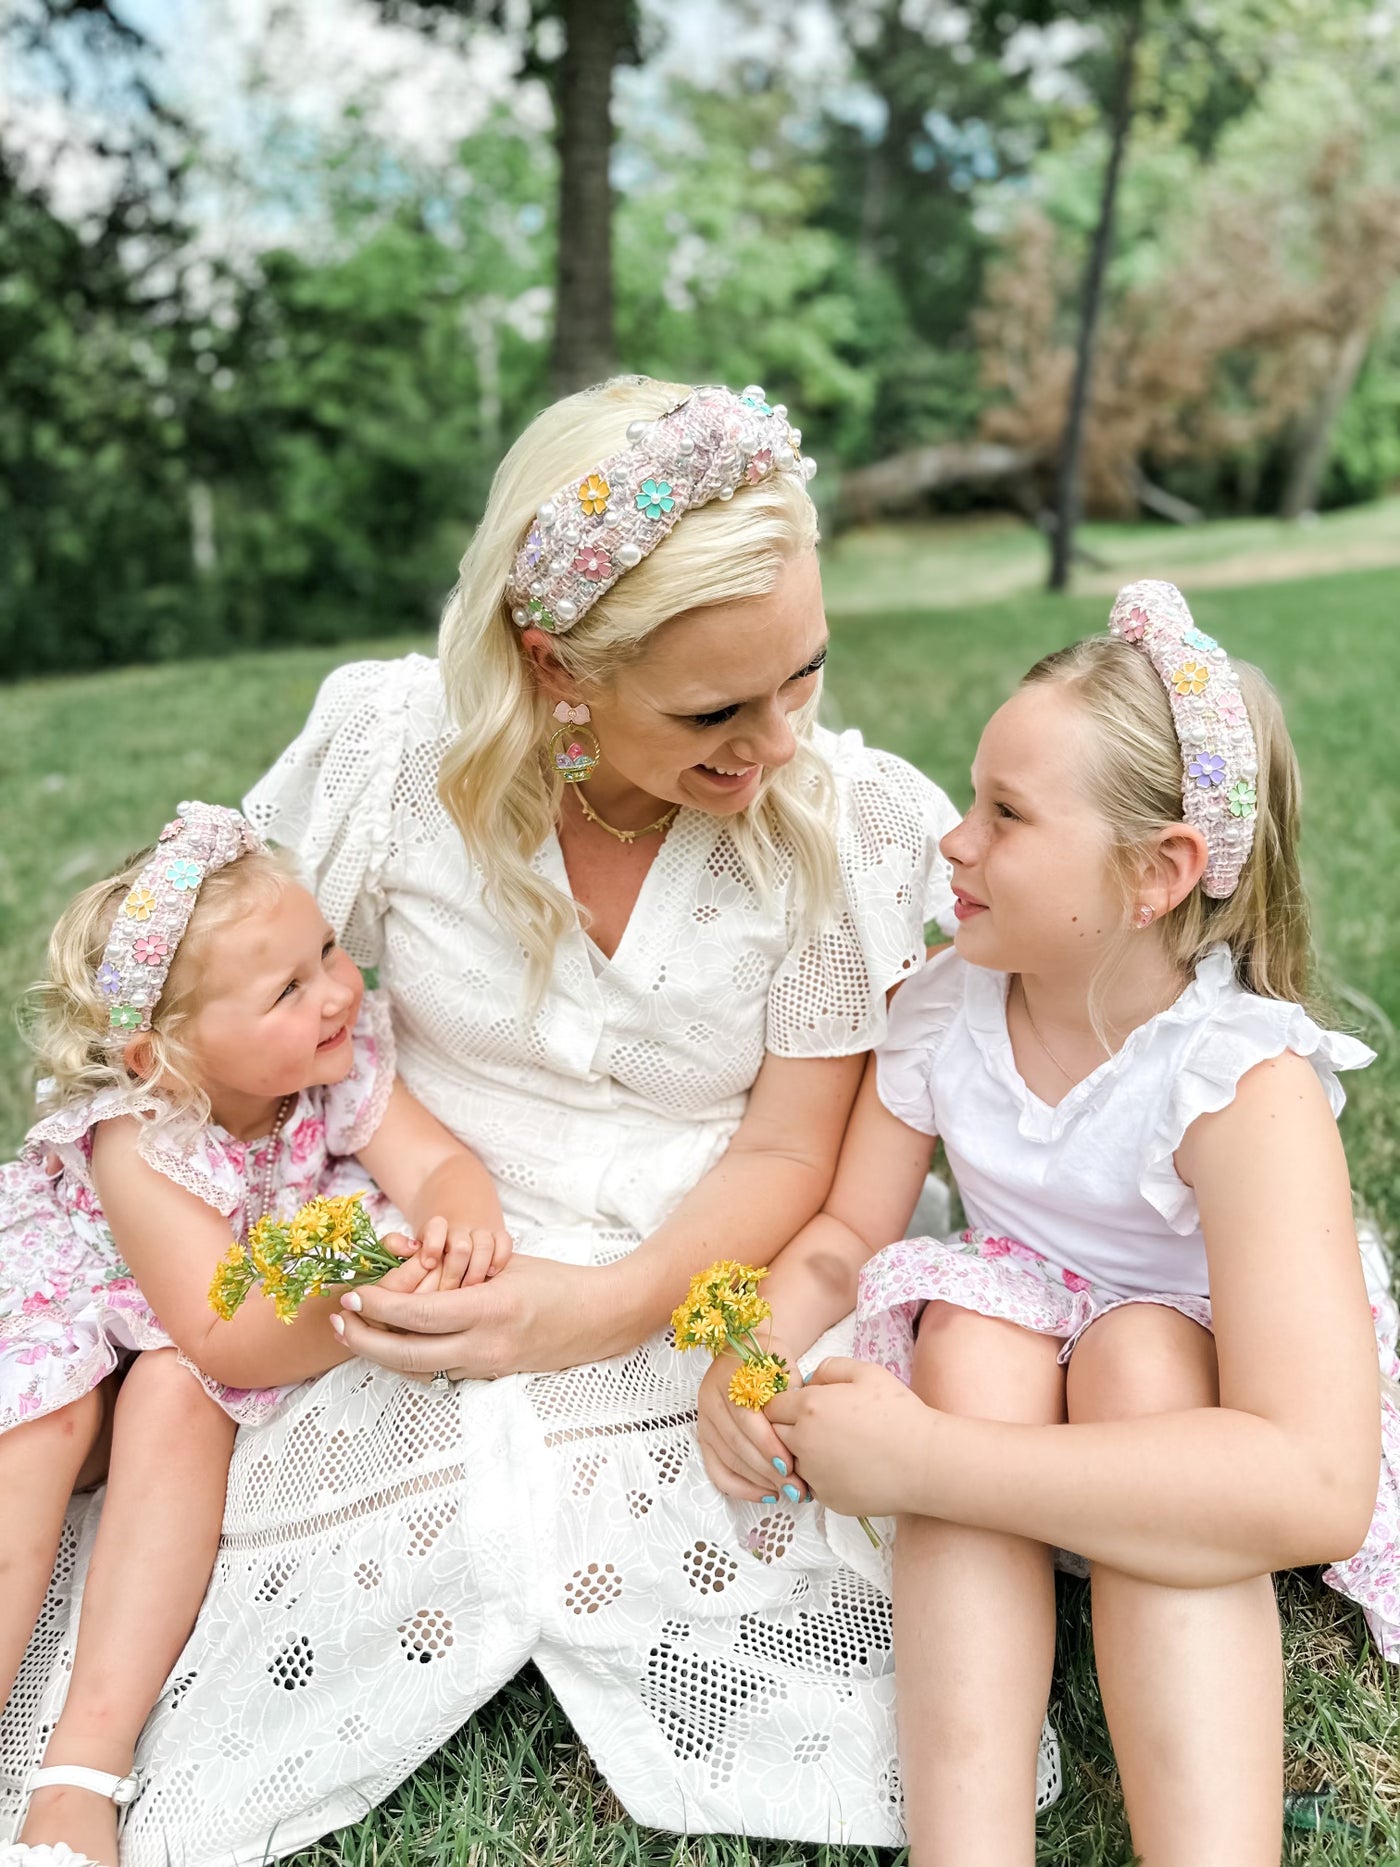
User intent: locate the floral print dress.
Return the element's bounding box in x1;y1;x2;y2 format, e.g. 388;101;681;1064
0;991;397;1432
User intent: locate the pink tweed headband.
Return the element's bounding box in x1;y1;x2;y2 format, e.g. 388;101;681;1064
1108;580;1259;898
505;384;815;636
97;802;265;1034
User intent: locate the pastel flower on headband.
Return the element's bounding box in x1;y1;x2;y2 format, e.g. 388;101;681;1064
1171;661;1210;697
578;472;610;516
97;803;265;1036
636;477;675;521
1108;580;1259;899
506;385;818;638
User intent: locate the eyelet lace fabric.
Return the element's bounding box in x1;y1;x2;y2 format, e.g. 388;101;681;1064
1;659;1067;1856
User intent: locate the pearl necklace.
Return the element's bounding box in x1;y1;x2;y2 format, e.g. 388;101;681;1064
247;1093;295;1227
576;788;679;846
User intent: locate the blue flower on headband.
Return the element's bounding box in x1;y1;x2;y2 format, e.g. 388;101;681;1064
1188;752;1227;789
165;859;202;890
1183;628;1219;654
96;961;122;997
636;479;675;521
740;394;773;415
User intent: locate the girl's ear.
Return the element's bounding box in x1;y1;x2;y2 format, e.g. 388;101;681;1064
123;1034;155;1081
1135;824;1208;922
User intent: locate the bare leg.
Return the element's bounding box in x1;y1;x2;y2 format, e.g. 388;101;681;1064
1067;1305;1282;1867
0;1387;109;1715
22;1349;235;1865
896;1305;1066;1867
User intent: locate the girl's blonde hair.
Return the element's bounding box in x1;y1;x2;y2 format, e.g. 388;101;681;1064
29;842;297;1128
437;374;839;996
1022;635;1316;1010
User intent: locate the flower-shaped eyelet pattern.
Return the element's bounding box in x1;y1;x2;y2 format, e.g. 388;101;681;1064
635;479;676;521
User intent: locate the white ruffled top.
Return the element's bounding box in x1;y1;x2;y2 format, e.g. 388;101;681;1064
876;944;1378;1300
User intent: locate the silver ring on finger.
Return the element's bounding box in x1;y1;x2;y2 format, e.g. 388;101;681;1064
428;1369;455;1396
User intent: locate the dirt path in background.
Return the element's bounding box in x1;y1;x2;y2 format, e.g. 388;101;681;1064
1079;534;1400;596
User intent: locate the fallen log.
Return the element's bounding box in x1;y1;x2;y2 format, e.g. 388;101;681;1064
835;442;1040;526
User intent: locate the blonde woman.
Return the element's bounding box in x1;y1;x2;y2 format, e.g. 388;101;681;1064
4;379;1057;1862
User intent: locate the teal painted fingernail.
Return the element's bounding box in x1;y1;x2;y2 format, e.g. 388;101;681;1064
762;1495;777;1505
782;1484;801;1503
771;1456;787;1475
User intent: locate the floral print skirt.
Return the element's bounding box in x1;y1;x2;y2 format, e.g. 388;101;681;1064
853;1228;1400;1662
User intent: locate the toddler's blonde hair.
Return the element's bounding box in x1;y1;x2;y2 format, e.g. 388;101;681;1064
1021;635;1316;1010
437;374;839;998
29;841;298;1129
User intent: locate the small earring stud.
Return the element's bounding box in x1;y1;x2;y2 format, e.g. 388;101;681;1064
1135;904;1155;928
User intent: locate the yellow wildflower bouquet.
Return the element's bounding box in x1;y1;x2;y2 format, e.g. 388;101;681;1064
209;1192;399;1325
672;1259;879;1549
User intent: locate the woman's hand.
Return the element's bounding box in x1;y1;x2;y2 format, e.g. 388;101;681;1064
766;1357;933;1519
696;1347;808;1503
330;1252;623;1380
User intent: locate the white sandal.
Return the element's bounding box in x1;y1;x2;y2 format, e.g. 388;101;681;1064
0;1763;141;1867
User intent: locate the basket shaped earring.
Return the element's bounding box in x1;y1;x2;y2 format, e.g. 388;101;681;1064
549;701;600;785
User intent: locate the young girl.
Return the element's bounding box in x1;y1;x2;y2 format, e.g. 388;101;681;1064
696;581;1396;1867
0;801;509;1867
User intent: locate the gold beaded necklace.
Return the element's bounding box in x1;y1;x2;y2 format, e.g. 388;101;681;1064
575;789;679;846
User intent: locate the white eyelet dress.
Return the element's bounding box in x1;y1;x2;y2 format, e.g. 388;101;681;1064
831;945;1400;1662
0;656;1060;1861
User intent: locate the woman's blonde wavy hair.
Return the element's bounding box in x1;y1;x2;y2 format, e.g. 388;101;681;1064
28;842;297;1129
437;375;839;999
1022;635;1318;1013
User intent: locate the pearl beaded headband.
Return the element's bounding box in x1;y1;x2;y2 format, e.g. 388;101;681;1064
505;384;816;636
96;802;265;1034
1107;580;1259;898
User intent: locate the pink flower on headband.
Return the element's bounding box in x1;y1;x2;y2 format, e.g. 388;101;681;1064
1216;691;1248;729
1119;605;1150;642
746;449;772;486
133;934;169;966
573;543;613;581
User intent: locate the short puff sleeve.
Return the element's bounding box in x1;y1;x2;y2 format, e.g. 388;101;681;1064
244;655;442;968
872;946;968;1137
322;989;398;1156
1141;987;1376;1233
765;729;961;1058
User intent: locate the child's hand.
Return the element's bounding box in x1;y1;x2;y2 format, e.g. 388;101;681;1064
766;1358;932;1519
414;1216;513;1292
372;1231;441;1296
696;1347;808;1504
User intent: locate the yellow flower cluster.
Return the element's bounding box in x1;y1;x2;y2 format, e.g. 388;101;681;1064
208;1192;398;1326
671;1259;790;1412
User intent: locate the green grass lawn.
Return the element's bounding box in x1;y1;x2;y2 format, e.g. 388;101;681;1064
2;561;1399;1863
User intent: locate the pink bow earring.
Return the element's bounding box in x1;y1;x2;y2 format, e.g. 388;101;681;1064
548;701;600;783
553;702;590;726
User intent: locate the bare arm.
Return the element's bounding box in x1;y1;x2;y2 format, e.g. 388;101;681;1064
772;1053;1381;1585
333;1049;866;1380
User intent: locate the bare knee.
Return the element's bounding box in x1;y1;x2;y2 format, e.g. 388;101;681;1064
912;1303;1065;1424
1067;1304;1218;1424
116;1349;228;1432
19;1386;106;1452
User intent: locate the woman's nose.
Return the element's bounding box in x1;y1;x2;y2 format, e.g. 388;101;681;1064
734;701;797;772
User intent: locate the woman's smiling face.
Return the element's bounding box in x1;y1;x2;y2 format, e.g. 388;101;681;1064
572;547;830;816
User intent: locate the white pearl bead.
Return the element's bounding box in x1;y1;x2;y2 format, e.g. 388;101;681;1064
616;541;643;568
529;580;544;597
742;383;765;402
800;456;818;481
555;599;577;624
626;419;649;443
773;403;788;420
677;436;695;457
512;606;528;625
538;500;556;525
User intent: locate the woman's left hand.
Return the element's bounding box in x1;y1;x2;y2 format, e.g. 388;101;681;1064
330;1252;625;1380
766;1358;933;1519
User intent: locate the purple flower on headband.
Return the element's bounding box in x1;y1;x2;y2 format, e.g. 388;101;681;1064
1187;752;1226;789
95;961;122;997
1216;690;1248;729
1118;604;1150;642
165;859;202;890
133;933;170;966
524;524;544;567
635;478;676;521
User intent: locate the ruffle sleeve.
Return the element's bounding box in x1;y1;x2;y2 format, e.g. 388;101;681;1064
1141;993;1376;1234
872;946;968;1137
322;989;398;1156
25;1090;246;1218
765;728;961;1058
243;654;443;968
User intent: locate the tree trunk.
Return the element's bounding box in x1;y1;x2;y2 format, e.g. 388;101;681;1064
1047;0;1144;593
1278;321;1371;519
551;0;620;396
